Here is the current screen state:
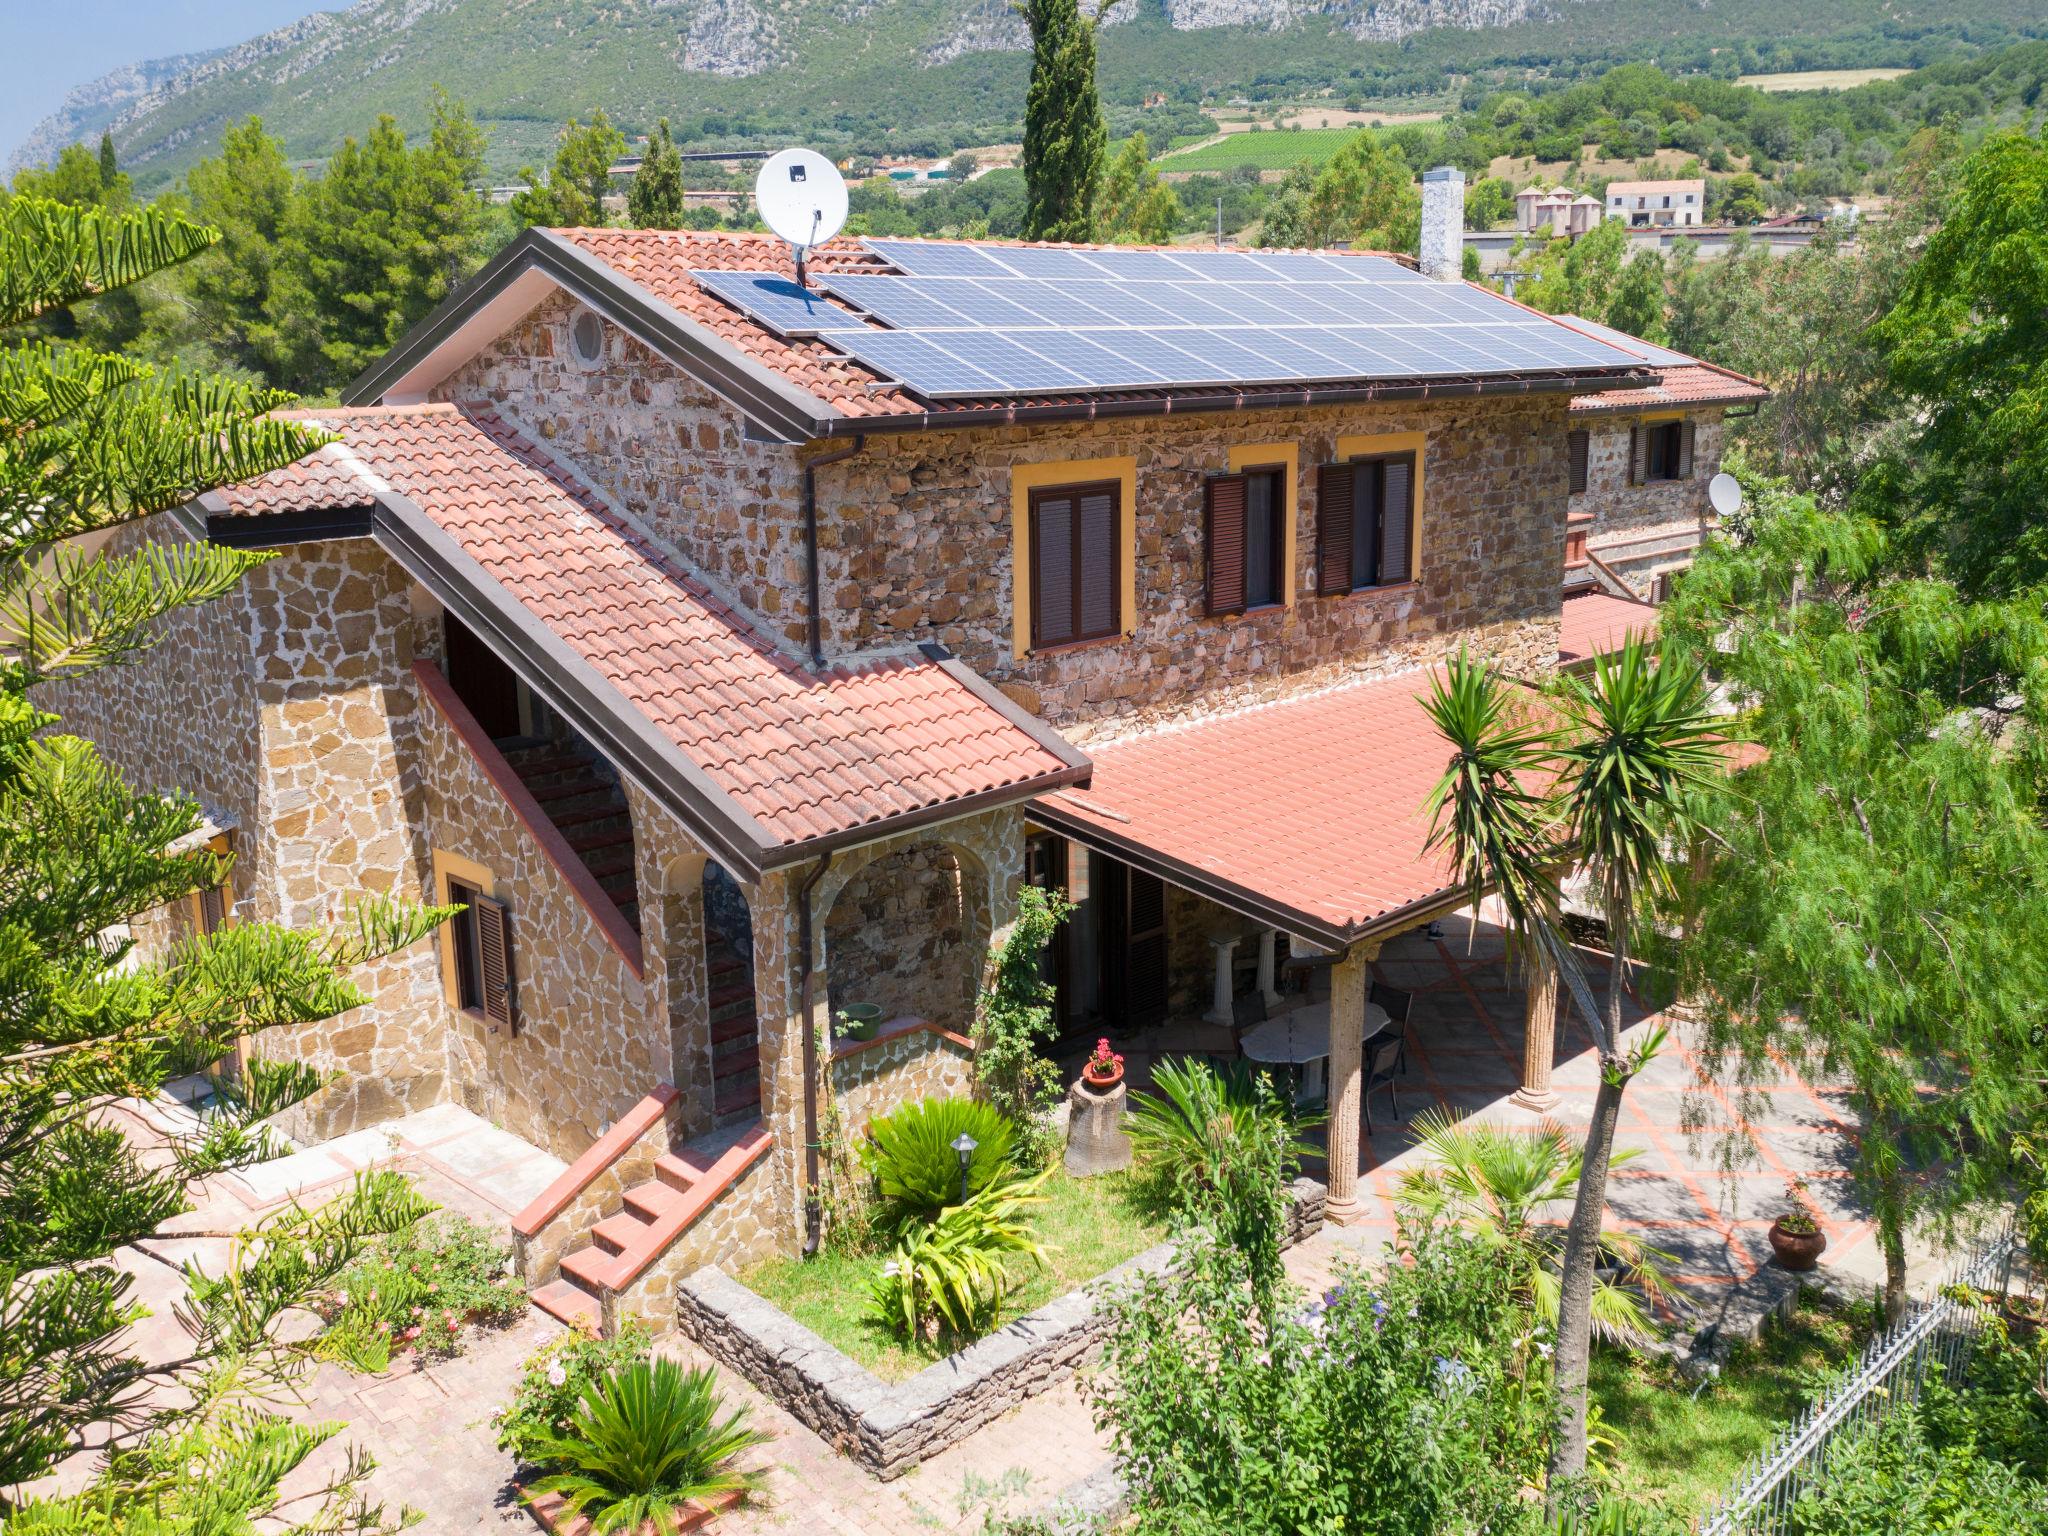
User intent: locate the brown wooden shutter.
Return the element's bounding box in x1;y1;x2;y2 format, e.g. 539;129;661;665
1378;454;1415;584
1031;492;1075;648
1678;419;1696;479
1316;462;1355;595
1568;429;1589;494
1205;473;1248;616
474;894;516;1029
1629;425;1646;486
199;884;226;934
1076;488;1118;639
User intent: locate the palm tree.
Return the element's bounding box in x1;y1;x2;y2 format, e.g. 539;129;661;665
1395;1107;1672;1347
1423;639;1723;1497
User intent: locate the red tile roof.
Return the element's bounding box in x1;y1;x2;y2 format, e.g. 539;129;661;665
1032;670;1466;943
545;229;1648;425
1549;315;1769;414
1558;590;1660;666
223;403;1081;851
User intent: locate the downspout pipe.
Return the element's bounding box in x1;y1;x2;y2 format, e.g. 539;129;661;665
796;851;833;1256
800;436;865;669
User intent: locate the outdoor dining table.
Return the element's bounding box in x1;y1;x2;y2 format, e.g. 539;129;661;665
1238;998;1391;1105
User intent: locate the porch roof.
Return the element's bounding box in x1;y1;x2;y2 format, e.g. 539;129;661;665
1028;669;1465;949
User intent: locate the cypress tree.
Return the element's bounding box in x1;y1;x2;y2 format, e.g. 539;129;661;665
1021;0;1111;242
629;118;688;230
96;130;118;190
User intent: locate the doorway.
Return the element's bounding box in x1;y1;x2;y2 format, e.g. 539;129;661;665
1026;832;1168;1047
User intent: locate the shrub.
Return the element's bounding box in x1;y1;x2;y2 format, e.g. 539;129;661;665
524;1357;768;1535
495;1323;653;1468
1126;1056;1320;1208
973;883;1071;1168
1783;1396;2048;1535
867;1169;1050;1342
314;1212;524;1372
860;1096;1018;1228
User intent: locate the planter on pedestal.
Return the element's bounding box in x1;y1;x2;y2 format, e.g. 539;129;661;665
1064;1076;1131;1177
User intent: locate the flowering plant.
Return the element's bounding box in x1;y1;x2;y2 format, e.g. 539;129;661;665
1085;1038;1124;1079
494;1323;653;1469
1777;1178;1821;1236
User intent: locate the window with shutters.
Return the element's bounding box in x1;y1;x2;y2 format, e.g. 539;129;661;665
1568;429;1590;495
1641;420;1688;482
1206;466;1285;616
1028;481;1121;649
1317;449;1418;596
446;875;517;1028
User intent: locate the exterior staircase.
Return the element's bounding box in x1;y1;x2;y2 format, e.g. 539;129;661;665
500;740;640;932
528;1117;773;1335
706;932;761;1127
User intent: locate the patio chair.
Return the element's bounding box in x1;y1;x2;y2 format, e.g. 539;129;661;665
1362;1035;1404;1136
1369;979;1415;1076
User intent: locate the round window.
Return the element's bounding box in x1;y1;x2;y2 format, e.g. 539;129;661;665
567;309;606;370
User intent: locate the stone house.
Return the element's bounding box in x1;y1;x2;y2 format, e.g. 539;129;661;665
42;203;1760;1331
1605;178;1706;228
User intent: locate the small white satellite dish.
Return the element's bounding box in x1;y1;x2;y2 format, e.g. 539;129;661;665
1708;471;1744;519
755;148;847;287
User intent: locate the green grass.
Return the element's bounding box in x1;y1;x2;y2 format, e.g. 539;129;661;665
1159;127;1366;174
1591;1291;1877;1517
739;1169;1166;1382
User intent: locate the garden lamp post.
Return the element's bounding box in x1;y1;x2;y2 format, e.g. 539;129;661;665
950;1131;978;1206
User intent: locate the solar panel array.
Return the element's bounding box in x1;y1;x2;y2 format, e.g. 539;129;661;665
689;240;1647;402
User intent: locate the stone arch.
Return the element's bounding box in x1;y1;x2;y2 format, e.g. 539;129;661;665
821;838;992;1034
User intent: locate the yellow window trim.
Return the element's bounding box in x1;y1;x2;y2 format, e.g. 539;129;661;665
1226;442;1299;609
1336;430;1427;586
1009;456;1139;660
187;831;234;934
431;849;497;1013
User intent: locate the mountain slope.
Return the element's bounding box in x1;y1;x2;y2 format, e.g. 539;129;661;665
23;0;2046;189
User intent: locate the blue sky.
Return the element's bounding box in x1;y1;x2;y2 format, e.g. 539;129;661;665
4;1;329;169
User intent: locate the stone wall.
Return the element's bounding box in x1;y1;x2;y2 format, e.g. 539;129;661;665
612;1133;785;1331
438;306;1570;739
1572;408;1726;598
676;1176;1328;1478
830;1022;977;1136
823;842;984;1032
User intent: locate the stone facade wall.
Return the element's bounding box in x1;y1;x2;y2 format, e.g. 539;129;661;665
676;1176;1328;1478
1572;408;1727;598
823;842;984;1032
438;305;1570;740
612;1140;785;1331
830;1024;977;1136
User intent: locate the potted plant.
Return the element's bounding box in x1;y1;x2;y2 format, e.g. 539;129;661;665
1768;1178;1827;1271
835;1004;883;1042
1083;1038;1125;1091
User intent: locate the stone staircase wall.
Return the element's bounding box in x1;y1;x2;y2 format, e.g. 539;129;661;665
511;1083;680;1287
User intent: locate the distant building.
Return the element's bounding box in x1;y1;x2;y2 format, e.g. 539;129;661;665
1514;185;1600;236
1604;179;1705;228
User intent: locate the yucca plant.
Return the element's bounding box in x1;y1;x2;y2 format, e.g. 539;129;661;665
867;1169;1051;1342
1125;1056;1322;1208
859;1096;1019;1228
1395;1108;1672;1346
524;1357;767;1535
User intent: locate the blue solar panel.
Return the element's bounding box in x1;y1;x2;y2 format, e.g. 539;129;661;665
984;246;1117;281
1021;332;1173;387
1118;282;1244;327
832;331;1004;393
819;274;980;329
1160;250;1282;281
1210;284;1322;327
1241;252;1354;283
924;281;1062;329
688;271;866;335
1074;248;1204;280
1060;282;1187;326
1078;331;1239;383
922;333;1090;391
861;240;1015;277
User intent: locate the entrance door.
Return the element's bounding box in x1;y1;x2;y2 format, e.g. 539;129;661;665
1027;834;1170;1040
1111;861;1170;1029
444;613;524;741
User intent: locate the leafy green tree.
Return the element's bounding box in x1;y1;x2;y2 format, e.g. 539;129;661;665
1660;476;2048;1322
0;195;447;1524
1860;128;2048;598
1263;130;1418;251
1465;175;1516;230
1718;171;1769;224
9;143;119;210
513;110;627;229
1098;132;1178;244
1020;0;1113;242
1509;217;1629;321
268;93;491;391
96;132;120;199
184;117;297;376
971;884;1070;1168
1603;248;1667;342
627;118;687;230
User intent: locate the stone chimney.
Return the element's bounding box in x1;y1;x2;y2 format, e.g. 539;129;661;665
1419;165;1465;281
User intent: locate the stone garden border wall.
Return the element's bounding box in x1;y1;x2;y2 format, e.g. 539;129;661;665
676;1177;1326;1479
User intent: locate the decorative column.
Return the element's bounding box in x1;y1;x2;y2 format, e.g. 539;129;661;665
1255;927;1283;1010
1511;946;1562;1112
1202;930;1240;1025
1323;940;1379;1225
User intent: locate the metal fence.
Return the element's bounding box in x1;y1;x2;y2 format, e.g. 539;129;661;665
1698;1220;2020;1536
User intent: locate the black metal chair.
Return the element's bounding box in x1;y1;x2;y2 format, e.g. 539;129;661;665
1369;979;1415;1076
1362;1035;1404;1136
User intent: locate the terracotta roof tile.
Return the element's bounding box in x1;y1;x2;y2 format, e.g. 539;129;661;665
223;403;1077;850
1035;670;1465;939
1558;590;1660;665
1547;315;1769;413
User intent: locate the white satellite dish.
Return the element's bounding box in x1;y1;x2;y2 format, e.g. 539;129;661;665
1708;471;1744;519
755;148;847;288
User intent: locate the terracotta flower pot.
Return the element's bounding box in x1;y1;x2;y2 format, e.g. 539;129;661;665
1083;1065;1124;1091
1768;1218;1827;1272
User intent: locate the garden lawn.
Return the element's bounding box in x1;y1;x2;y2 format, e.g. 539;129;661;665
1590;1292;1875;1517
739;1169;1166;1382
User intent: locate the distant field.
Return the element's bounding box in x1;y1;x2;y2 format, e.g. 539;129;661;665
1738;68;1912;92
1159;126;1364;173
